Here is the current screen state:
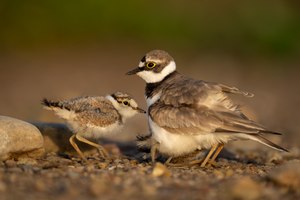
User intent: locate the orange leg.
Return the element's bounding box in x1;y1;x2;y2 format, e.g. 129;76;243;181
75;134;109;158
151;142;159;164
69;134;86;159
209;143;224;164
200;144;218;167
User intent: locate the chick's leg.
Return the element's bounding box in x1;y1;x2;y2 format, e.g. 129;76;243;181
69;134;85;159
75;134;109;158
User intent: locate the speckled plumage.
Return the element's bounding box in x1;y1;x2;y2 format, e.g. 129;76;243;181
42;92;145;159
55;96;121;127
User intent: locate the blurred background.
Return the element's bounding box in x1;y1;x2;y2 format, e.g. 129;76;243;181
0;0;299;147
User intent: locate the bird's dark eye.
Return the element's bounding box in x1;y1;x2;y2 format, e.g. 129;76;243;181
123;101;129;106
146;62;156;69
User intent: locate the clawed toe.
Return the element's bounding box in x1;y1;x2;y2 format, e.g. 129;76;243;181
207;160;218;167
97;148;110;159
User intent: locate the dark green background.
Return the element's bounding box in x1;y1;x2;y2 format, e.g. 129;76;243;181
1;0;299;58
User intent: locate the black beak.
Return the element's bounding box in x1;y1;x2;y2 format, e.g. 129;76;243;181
134;107;146;114
126;67;142;75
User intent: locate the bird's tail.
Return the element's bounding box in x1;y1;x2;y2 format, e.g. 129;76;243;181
248;134;289;152
41;98;75;120
41;98;70;110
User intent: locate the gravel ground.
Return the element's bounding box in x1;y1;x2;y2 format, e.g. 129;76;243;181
1;141;300;200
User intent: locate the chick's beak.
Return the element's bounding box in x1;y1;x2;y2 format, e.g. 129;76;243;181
134;107;146;113
126;67;142;75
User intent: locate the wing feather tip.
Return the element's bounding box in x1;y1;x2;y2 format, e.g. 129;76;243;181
253;135;289;152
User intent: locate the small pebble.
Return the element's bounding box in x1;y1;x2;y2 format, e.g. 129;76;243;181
108;166;116;171
225;169;234;177
213;170;224;179
4;160;17;168
152;163;171;177
98;162;109;169
17;158;38;165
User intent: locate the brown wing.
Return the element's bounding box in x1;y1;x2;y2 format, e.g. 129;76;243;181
150;102;222;134
159;79;253;111
150;79;277;135
69;96;121;127
76;108;120;127
62;96;107;111
218;83;254;97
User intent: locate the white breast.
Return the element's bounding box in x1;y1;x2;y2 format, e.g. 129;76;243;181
149;118;198;156
66;120;122;139
149;118;235;157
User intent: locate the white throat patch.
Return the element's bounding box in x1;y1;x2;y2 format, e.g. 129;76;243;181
137;61;176;83
146;92;161;107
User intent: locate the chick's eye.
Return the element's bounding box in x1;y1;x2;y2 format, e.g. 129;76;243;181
146;62;156;69
123;101;129;106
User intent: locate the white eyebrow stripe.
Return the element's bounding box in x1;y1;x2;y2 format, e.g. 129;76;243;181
136;61;176;83
139;62;144;67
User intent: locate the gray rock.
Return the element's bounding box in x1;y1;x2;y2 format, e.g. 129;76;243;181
0;116;44;160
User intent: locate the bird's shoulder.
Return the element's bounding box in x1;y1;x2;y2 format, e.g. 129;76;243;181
159;76;225;107
159;75;253;109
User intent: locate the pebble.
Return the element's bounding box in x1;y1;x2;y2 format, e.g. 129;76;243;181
0;116;44;160
152;162;171;177
98;162;109;169
225;169;234;177
213;170;224;179
16;157;38;165
85;164;95;172
4;160;17;168
267;151;284;164
108;166;116;171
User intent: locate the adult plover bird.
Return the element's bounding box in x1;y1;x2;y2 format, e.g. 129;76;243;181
127;50;288;167
42;92;145;159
